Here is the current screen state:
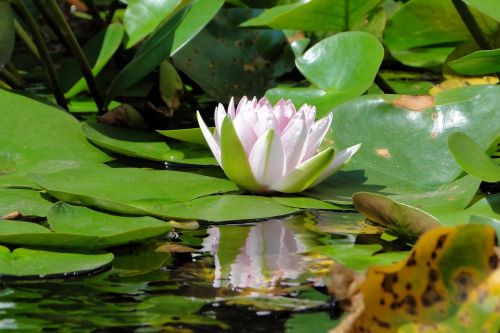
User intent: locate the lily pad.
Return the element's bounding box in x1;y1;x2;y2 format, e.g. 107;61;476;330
0;202;172;249
0;246;113;279
272;196;349;211
32;164;238;215
131;194;301;222
307;85;500;203
157;127;209;146
0;188;53;217
0;90;110;187
81;121;180;162
448;132;500;182
449;48;500;75
352;192;441;242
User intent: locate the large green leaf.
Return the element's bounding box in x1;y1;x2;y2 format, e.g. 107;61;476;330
448;132;500;182
463;0;500;23
0;188;53;217
0;246;113;279
157;127;208;146
296;31;383;93
449;48;500;75
105;0;224;104
81;121;181;162
32;164;238;215
0;90;110;187
131;194;301;222
241;0;383;32
0;202;171;249
306;85;500;203
123;0;183;49
63;23;124;98
173;8;294;101
0;2;14;68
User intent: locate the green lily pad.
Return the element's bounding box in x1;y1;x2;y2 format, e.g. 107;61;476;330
353;192;441;242
311;243;408;272
462;0;500;23
0;202;172;249
448;132;500;182
156;127;209;146
0;90;110;187
272;196;349;211
0;188;53;217
224;296;325;312
449;48;500;75
307;85;500;203
32;164;238;215
131;194;301;222
0;246;113;279
81;121;181;162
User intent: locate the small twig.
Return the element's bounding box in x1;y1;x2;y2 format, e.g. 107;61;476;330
451;0;492;50
375;73;396;94
13;0;68;110
45;0;105;112
14;19;41;62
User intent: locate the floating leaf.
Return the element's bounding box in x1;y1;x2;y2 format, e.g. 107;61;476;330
0;90;110;187
224;296;325;312
157;127;209;146
0;246;113;279
0;202;172;249
32;164;238;215
463;0;500;23
131;194;301;222
81;121;181;162
353;192;441;242
448;132;500;182
307;85;500;203
272;196;349;210
449;48;500;75
0;188;53;217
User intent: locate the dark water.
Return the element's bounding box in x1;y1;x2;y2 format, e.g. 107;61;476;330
0;211;366;332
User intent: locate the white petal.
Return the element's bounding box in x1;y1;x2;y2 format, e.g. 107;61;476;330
254;107;279;137
214;103;227;135
302;113;333;161
248;129;285;189
281;111;308;173
299;104;316;128
236;96;248;115
196;111;222;165
227;97;236;118
309;143;362;188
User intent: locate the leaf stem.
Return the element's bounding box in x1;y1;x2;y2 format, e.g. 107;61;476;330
81;0;105;25
1;67;24;87
45;0;105;112
5;62;25;87
13;19;40;62
13;0;68;110
451;0;492;50
375;73;396;94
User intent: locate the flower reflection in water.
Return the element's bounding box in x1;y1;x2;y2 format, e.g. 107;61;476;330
201;218;322;291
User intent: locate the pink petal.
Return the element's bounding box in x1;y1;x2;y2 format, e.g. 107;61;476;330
227;97;236;118
299;104;316;128
281;111;308;173
302;113;333;161
248;129;285;189
309;143;362;187
236;96;248;115
233;113;258;156
254;106;279;137
196;111;222;165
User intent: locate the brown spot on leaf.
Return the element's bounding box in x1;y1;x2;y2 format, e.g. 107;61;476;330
392;95;434;111
376;148;391;159
489;254;499;269
454;271;473;302
2;211;22;220
287;31;306;43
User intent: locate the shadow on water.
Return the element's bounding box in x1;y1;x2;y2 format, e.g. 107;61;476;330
0;210;391;332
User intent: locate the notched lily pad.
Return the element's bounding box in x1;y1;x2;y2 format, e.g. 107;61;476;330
0;202;172;250
0;246;113;280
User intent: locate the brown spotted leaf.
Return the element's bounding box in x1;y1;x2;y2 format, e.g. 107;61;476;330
331;224;498;333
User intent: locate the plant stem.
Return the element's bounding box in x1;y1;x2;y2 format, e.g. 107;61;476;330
375;73;396;94
13;19;41;62
34;2;71;52
5;62;25;87
45;0;105;112
1;67;24;87
13;0;68;110
451;0;492;50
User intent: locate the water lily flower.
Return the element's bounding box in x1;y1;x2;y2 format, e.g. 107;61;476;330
197;96;360;193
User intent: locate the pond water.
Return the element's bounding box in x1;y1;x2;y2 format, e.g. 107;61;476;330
0;211;377;332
